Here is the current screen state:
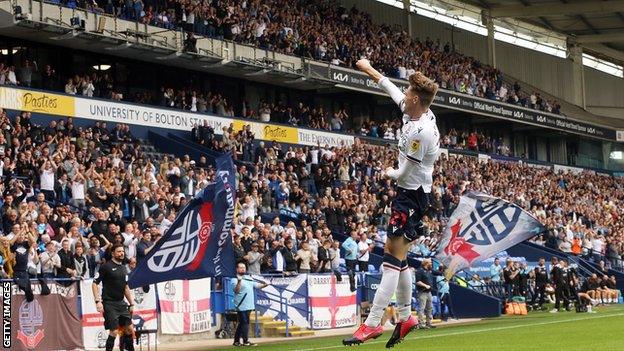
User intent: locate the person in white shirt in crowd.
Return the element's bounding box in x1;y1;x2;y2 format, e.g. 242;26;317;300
295;241;314;273
121;223;138;260
239;195;257;222
357;233;373;272
270;217;284;236
65;78;77;95
70;170;87;211
40;157;58;201
6;66;17;85
329;240;341;275
39;241;61;279
82;77;95;97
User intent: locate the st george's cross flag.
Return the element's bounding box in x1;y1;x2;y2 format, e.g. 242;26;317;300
436;192;546;278
128;155;236;288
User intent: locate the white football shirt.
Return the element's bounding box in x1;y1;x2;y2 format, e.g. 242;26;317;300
379;77;440;193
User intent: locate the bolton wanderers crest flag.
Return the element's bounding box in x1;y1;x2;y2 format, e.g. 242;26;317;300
436;192;546;278
128;155;236;288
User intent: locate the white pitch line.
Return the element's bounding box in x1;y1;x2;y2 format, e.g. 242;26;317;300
291;312;624;351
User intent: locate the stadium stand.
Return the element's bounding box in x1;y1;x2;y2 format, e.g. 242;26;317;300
1;1;563;117
0;0;623;348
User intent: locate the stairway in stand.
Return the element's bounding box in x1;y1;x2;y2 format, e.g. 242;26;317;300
250;315;315;338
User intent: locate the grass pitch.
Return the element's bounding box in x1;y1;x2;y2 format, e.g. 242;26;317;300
216;305;624;351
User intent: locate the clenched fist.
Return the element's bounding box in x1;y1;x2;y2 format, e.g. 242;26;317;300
356;58;372;72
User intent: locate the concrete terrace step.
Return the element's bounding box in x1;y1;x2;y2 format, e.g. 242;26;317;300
251;320;287;336
264;325;303;337
251;315;276;322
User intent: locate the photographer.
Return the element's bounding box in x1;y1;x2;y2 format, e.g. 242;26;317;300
231;262;268;347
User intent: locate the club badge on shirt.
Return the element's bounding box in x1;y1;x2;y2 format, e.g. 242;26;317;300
410;140;421;153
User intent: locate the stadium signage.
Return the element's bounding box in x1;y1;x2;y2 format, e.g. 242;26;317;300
0;87;355;148
307;63;617;141
0;88;74;116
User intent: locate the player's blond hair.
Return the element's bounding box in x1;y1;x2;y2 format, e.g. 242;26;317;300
408;72;439;108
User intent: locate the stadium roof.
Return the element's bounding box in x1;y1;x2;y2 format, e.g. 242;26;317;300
457;0;624;64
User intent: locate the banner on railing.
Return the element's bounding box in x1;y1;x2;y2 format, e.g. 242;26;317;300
305;63;616;141
363;273;383;302
157;278;211;334
0;87;75;116
308;274;357;329
0;86;356;148
81;280;157;349
1;282;83;351
251;274;310;328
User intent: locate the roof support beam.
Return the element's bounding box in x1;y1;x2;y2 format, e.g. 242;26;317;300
574;32;624;44
490;0;624;18
583;43;624;63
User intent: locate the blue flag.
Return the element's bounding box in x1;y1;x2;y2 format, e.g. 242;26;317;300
128;155;236;288
435;192;546;278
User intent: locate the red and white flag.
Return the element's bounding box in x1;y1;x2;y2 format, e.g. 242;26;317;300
157;279;211;334
308;275;357;330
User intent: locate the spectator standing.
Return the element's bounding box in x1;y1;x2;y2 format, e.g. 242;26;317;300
281;240;298;274
329;240;342;277
57;239;76;284
550;258;570;313
317;240;331;273
435;264;452;321
531;258;548;309
11;231;37;301
232;262;268;347
246;243;262;275
136;230;153;263
18;60;36;87
357;233;372;272
39;241;61;279
342;230;358;273
40;158;58;201
489;257;502;283
74;244;88;279
502;259;519;300
295;241;313;273
415;259;436;329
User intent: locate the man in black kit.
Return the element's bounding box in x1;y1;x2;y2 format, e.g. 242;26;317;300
531;258;548;309
502;258;519;300
550;258;570;313
91;244;136;351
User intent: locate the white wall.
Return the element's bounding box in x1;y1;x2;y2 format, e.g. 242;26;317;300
584;67;624;120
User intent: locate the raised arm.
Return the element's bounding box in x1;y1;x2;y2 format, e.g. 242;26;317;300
356;59;405;108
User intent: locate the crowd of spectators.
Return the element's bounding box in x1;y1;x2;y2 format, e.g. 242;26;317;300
29;0;563;115
1;59;516;156
467;256;620;312
0;106;621;297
